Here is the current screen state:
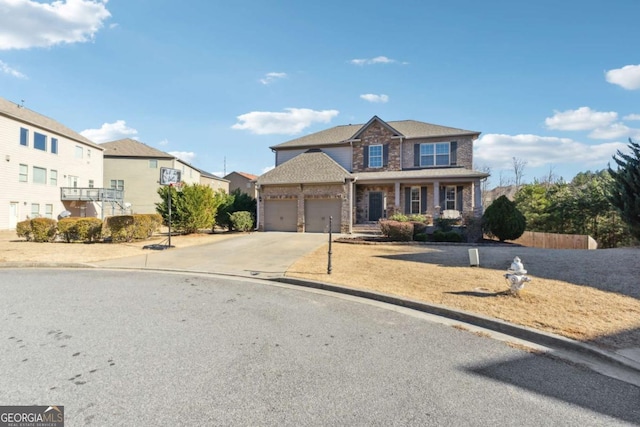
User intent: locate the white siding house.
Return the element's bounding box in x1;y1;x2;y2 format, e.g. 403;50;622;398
0;97;104;230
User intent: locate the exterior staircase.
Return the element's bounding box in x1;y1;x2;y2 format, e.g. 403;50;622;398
352;222;382;236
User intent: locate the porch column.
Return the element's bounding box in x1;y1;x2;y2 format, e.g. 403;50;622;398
433;180;440;215
394;182;400;208
473;179;483;216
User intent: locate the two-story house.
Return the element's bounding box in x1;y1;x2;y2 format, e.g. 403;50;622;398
224;171;258;198
256;116;489;233
101;138;206;214
0;97;105;230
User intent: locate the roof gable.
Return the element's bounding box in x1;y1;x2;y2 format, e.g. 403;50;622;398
0;97;102;150
271;116;480;150
257;150;352;185
101;138;174;158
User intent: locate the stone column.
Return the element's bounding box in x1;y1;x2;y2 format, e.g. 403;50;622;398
433;181;440;217
473;179;483;216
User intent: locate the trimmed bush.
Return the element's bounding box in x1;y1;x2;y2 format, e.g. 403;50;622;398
132;214;161;240
30;218;57;242
433;230;463;243
57;218;79;242
379;220;413;241
434;217;458;232
407;214;427;223
230;211;253;232
414;233;429;242
411;221;428;238
388;213;409;222
75;218;103;242
105;215;136;242
16;220;32;241
483;195;526;242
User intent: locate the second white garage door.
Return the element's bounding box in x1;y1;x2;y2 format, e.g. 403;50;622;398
264;200;297;232
305;199;342;233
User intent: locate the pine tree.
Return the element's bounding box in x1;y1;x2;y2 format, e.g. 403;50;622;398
483;195;526;242
608;138;640;241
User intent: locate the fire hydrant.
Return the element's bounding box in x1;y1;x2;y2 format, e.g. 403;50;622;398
504;256;531;294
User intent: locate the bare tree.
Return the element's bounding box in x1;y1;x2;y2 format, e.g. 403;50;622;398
512;157;527;189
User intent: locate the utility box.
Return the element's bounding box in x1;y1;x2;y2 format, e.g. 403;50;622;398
468;248;480;267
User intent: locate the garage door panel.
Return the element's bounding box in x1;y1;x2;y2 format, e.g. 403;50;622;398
305;199;341;233
264;200;297;232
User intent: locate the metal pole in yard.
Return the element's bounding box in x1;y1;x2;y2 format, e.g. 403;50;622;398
327;216;332;275
168;185;172;248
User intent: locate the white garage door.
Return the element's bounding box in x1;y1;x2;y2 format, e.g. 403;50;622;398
264;200;298;232
305;199;342;233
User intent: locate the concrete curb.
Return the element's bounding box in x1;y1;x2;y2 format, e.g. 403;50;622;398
274;276;640;375
0;262;96;269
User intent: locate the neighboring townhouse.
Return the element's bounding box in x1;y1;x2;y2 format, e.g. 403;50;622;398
200;169;229;193
257;115;489;233
224;171;258;198
101;138;202;214
0;97;105;230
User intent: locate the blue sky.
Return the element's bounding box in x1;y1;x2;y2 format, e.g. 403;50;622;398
1;0;639;187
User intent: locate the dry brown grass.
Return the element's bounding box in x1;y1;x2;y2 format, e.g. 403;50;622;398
287;243;640;350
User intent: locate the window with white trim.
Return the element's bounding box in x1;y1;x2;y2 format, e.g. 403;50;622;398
445;186;456;210
34;132;47;151
31;203;40;218
89;179;94;188
149;159;158;168
20;128;28;147
420;142;450;166
369;144;383;168
75;146;83;159
33;166;47;184
51;138;58;154
410;187;421;214
110;179;124;191
50;170;57;186
19;164;28;182
45;204;53;219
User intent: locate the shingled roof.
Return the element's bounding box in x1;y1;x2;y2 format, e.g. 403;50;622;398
0;96;102;149
272;116;480;150
257;150;352;185
100;138;175;158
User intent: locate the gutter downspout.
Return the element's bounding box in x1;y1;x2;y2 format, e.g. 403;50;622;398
255;184;260;231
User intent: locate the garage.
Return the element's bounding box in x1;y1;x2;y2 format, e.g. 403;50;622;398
264;200;298;232
304;199;342;233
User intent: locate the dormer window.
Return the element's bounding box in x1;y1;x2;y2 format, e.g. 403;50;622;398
368;144;383;168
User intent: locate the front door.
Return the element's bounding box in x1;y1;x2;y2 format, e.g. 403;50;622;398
9;202;19;229
368;192;384;221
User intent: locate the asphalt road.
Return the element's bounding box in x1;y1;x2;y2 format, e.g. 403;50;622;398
1;269;638;426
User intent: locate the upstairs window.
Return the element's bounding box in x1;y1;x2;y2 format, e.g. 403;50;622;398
50;170;58;186
51;138;58;154
75;146;83;159
420;142;450;166
89;179;94;188
368;144;383;168
34;132;47;151
45;204;53;219
110;179;124;191
149;159;158;168
31;203;40;218
20;128;28;146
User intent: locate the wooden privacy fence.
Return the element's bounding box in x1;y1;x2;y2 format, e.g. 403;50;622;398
508;231;597;250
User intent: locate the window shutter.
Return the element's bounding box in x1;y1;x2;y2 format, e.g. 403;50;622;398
414;144;420;167
439;186;445;208
450;141;457;166
383;144;389;167
363;146;369;168
456;186;463;211
420;187;427;213
405;187;411;214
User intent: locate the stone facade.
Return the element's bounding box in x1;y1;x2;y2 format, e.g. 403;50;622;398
352;122;401;172
355;184;396;223
259;183;350;233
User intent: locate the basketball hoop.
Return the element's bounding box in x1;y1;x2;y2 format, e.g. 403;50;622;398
169;182;183;192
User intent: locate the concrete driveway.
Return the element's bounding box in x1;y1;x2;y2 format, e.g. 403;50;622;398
93;232;329;278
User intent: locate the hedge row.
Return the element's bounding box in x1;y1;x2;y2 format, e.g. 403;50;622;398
16;214;162;243
379;219;466;243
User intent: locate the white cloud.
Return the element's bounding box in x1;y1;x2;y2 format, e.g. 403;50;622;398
158;139;169;146
474;133;627;170
260;72;287;85
0;0;111;50
169;151;196;164
545;106;617;131
0;60;27;78
232;108;339;135
80;120;138;143
360;93;389;103
350;56;397;66
588;123;640;140
261;165;275;174
605;64;640;90
623;114;640;121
